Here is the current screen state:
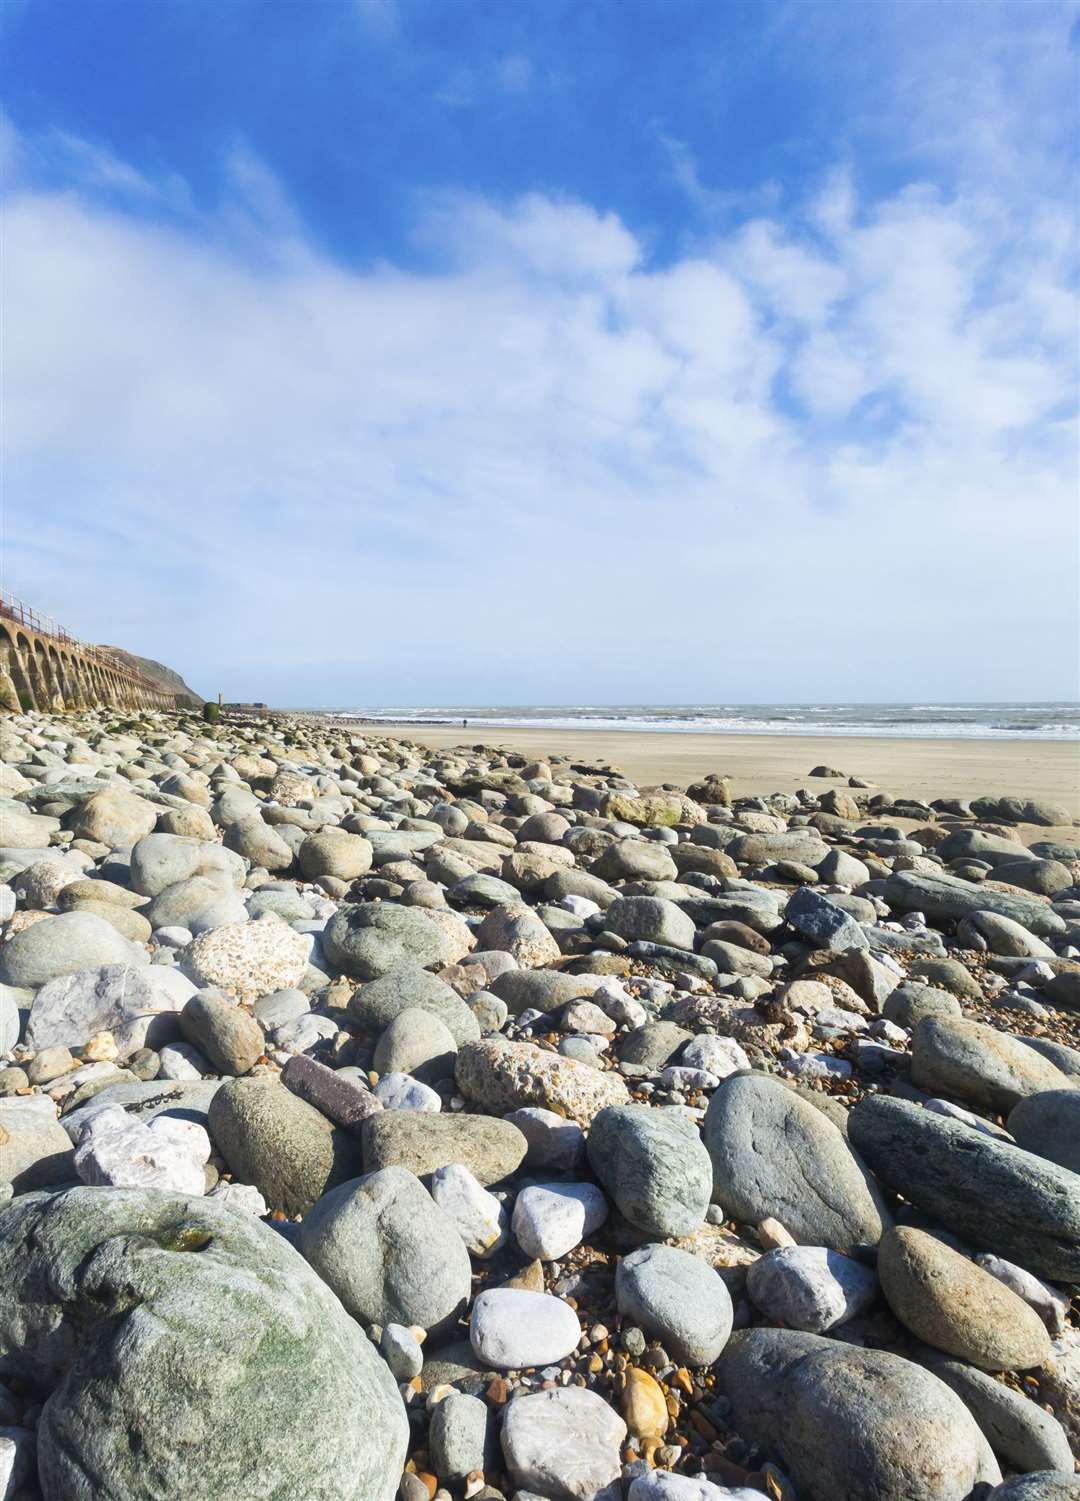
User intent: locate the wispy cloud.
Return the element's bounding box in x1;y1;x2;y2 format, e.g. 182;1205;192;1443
4;116;1076;702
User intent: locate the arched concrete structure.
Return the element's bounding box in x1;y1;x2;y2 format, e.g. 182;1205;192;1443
0;599;174;713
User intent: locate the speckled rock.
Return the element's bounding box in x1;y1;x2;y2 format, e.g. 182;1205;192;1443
348;965;481;1045
455;1038;629;1126
207;1077;363;1216
715;1329;1000;1500
322;904;450;979
181;920;310;1004
475;903;561;967
361;1109;527;1184
849;1095;1080;1282
180;991;264;1076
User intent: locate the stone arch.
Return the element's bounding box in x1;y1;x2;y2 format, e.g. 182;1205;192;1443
0;624;32;711
18;633;48;710
34;642;63;711
47;646;71;710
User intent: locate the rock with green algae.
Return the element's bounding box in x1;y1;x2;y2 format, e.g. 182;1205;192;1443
0;1185;407;1501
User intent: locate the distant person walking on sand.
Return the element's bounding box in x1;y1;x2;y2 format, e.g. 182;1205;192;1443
463;718;468;728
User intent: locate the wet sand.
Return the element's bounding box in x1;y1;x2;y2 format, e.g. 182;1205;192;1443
354;723;1080;817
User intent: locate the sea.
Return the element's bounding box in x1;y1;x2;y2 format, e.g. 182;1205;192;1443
324;704;1080;742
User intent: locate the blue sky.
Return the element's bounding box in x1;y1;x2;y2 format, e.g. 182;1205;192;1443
3;0;1078;704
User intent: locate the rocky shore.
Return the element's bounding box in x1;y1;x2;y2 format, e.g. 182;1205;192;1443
0;707;1077;1501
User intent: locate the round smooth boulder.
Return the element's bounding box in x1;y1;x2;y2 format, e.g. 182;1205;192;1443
322;904;449;980
0;1185;407;1501
0;912;144;989
615;1243;733;1367
703;1074;891;1255
587;1103;711;1238
715;1330;1001;1500
470;1288;582;1370
348;965;481;1045
298;831;373;882
877;1227;1052;1371
70;787;158;847
372;1008;458;1083
208;1078;363;1216
298;1167;471;1335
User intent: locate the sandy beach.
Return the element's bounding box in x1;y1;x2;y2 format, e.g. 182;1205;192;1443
357;723;1080;817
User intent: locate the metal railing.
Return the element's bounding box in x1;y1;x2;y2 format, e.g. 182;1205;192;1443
0;592;171;698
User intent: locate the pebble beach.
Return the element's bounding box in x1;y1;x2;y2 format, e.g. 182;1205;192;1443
1;705;1078;1501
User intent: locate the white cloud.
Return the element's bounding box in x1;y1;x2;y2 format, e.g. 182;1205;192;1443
3;132;1077;702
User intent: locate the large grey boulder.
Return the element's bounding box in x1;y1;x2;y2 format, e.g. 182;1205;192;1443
714;1329;1000;1500
849;1094;1080;1282
208;1078;363;1216
0;913;145;989
129;834;245;898
0;1186;407;1501
1007;1090;1080;1173
702;1074;891;1254
883;871;1066;938
323;904;449;979
299;1167;471;1334
300;834;375;876
69;786;157;846
911;1015;1075;1112
587;1104;711;1237
223;814;295;871
602;895;696;951
348;965;480;1044
929;1359;1075;1475
145;874;248;934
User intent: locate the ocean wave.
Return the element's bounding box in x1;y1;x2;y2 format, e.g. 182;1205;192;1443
326;705;1080;742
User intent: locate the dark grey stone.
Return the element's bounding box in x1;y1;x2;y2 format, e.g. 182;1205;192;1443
587;1103;711;1237
849;1094;1080;1282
